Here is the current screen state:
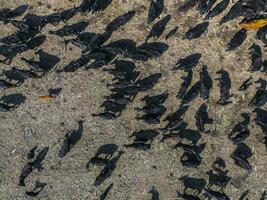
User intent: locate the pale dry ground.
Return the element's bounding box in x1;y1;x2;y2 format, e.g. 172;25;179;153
0;0;267;199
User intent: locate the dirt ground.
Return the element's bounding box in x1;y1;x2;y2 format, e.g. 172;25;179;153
0;0;267;199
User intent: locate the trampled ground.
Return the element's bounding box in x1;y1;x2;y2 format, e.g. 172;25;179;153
0;0;266;199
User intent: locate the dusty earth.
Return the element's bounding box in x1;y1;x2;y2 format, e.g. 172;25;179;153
0;0;267;199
